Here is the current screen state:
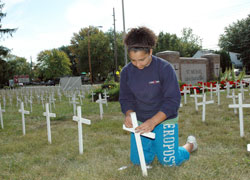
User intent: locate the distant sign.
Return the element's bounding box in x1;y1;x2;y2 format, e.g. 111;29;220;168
14;75;30;83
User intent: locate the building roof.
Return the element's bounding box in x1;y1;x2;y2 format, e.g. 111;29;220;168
193;50;243;68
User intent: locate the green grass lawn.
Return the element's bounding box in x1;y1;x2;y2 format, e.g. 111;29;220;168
0;89;250;180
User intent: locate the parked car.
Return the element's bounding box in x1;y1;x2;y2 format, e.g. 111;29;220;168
18;82;24;87
45;80;55;86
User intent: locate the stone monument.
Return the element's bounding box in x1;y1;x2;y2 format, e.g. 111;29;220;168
156;51;220;84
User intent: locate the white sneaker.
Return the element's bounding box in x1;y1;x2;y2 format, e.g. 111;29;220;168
187;135;198;152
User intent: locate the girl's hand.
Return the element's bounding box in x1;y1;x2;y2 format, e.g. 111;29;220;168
135;119;156;134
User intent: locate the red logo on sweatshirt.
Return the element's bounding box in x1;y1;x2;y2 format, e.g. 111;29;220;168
149;80;160;84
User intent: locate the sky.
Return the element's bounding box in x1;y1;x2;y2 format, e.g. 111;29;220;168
1;0;250;63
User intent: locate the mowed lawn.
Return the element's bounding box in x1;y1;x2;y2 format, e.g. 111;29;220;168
0;88;250;180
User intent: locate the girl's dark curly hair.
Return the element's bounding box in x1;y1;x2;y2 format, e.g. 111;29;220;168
124;26;157;53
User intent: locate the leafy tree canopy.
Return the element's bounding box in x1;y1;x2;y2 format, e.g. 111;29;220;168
219;14;250;71
154;27;202;57
37;49;72;81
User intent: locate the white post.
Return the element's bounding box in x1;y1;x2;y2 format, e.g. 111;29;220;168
72;106;91;154
238;94;244;138
18;102;30;135
123;112;155;177
43;103;56;144
210;83;213;100
225;82;231;97
0;103;5;129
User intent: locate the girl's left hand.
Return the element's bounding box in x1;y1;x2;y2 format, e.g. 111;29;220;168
135;119;156;134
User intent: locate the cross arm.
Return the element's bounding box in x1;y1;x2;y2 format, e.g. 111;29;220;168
123;124;155;139
43;112;56;117
73;116;91;125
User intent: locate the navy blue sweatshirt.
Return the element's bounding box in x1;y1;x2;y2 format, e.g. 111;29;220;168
119;55;181;122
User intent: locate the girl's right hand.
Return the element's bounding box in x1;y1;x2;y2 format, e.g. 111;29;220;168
124;115;133;128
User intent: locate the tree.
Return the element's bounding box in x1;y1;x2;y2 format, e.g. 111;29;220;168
214;50;232;72
179;28;202;57
58;45;79;76
0;1;17;59
37;49;72;81
0;1;17;87
219;14;250;72
154;28;202;57
6;55;31;77
70;27;113;81
105;29;125;72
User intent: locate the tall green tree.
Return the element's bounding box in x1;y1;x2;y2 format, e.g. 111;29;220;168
0;1;17;87
6;55;31;77
105;29;125;72
58;45;79;76
0;1;17;59
37;49;72;81
70;26;113;81
154;28;202;57
219;14;250;72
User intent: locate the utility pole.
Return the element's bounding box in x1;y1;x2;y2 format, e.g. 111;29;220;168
122;0;128;65
87;27;93;85
113;7;118;80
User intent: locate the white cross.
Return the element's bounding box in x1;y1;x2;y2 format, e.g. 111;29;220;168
215;83;225;105
197;94;214;122
78;91;84;105
201;83;205;95
73;106;91;154
181;86;190;104
41;95;45;109
9;95;13;107
234;81;240;89
123;112;155;177
16;96;21;108
28;96;33;112
57;89;62;102
190;88;203;111
206;83;216;100
43;103;56;144
225;82;233;97
227;89;238;114
70;94;79;116
18;102;30;135
3;96;6;109
103;90;109;106
96;93;106;120
239;81;248;100
91;91;96;102
229;93;250;137
0;103;5;129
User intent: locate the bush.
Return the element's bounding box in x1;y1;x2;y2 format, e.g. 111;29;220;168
88;80;120;102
